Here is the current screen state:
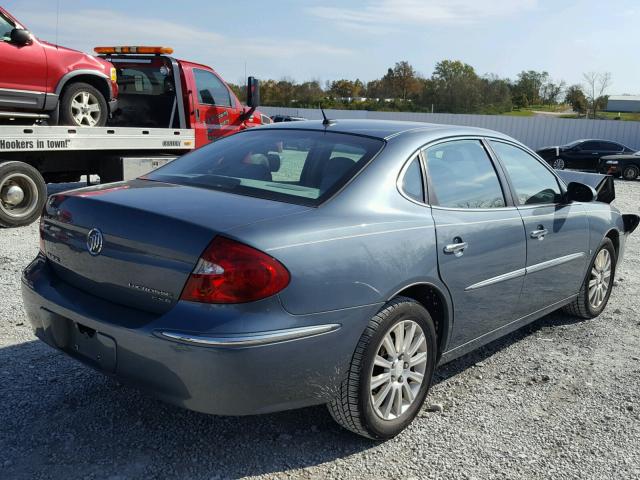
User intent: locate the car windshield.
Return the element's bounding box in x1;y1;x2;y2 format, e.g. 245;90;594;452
146;129;384;206
0;13;14;40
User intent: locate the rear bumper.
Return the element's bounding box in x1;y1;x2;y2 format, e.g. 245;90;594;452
21;255;378;416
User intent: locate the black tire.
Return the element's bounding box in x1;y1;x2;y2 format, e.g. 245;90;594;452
59;82;108;127
328;297;437;439
0;161;47;228
552;158;566;170
622;165;639;181
563;239;616;319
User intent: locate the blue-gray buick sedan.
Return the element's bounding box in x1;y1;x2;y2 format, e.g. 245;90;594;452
22;120;639;439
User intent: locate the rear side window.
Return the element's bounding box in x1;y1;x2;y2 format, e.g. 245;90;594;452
490;141;562;205
146;130;384;206
425;140;505;209
401;156;424;202
600;141;623;152
194;69;232;107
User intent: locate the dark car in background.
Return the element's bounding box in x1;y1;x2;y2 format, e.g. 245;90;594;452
537;139;635;171
599;150;640;180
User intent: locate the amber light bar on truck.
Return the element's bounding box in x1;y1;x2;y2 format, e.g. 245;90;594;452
94;46;174;54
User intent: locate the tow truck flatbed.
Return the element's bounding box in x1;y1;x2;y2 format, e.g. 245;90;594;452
0;125;195;153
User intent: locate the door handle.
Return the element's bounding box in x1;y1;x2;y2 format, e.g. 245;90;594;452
530;226;548;239
444;239;468;256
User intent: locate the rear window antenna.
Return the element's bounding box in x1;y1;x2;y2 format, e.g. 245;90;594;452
320;106;336;126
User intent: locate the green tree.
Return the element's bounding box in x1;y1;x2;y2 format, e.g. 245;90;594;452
430;60;481;113
564;85;587;113
513;70;549;105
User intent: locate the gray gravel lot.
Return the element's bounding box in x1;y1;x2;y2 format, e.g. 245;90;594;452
1;180;639;480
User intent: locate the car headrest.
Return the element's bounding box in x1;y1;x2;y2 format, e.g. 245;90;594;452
320;156;355;192
267;153;281;172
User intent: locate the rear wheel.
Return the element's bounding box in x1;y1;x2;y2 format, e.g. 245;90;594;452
0;161;47;228
622;165;639;181
328;297;437;439
60;82;108;127
563;239;616;319
552;158;566;169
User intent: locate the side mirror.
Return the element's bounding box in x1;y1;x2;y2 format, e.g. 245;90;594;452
246;76;260;109
10;28;32;46
566;181;597;203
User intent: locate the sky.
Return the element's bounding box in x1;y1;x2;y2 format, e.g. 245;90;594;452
4;0;639;94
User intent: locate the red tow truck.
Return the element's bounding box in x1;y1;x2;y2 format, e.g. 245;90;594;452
0;45;268;227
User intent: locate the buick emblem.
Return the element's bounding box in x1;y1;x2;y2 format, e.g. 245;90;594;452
86;228;104;256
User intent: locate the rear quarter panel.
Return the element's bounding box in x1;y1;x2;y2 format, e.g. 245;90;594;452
229;138;447;316
584;202;626;263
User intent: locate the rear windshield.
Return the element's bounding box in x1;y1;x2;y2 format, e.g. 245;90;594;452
146;129;384;206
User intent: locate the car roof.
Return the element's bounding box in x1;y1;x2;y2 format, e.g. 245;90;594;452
569;139;625;144
259;119;511;142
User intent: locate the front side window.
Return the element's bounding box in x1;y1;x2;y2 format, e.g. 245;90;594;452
425;140;505;209
193;69;232;107
401;156;424;202
146;130;384;206
580;141;600;151
490;141;562;205
0;14;14;41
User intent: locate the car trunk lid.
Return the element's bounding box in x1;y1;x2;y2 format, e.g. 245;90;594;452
42;179;308;313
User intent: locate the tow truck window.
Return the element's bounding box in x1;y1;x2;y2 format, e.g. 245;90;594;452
193;69;233;108
118;68;172;95
0;14;14;41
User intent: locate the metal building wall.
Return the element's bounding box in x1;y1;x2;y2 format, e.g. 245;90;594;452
606;99;640;113
262;106;640;150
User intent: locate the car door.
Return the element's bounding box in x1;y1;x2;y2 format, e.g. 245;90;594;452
572;141;603;171
189;67;242;146
489;140;589;311
0;12;47;110
425;139;527;349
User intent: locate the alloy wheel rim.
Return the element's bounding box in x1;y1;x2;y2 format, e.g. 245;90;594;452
553;159;565;169
0;173;39;219
369;319;428;421
624;168;638;180
71;91;101;126
588;249;612;309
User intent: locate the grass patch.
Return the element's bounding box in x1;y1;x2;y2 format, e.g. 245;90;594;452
503;110;534;117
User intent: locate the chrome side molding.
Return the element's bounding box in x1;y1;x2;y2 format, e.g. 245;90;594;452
156;324;341;348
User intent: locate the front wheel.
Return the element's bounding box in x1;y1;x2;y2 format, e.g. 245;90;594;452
59;82;108;127
552;158;566;169
328;297;437;439
622;165;639;181
563;239;616;318
0;161;47;228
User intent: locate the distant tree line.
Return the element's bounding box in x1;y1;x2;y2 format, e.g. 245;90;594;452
228;60;610;116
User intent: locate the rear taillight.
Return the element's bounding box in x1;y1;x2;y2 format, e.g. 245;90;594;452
180;236;290;304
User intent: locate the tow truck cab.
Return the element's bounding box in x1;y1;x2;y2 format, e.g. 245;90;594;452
95;46;265;148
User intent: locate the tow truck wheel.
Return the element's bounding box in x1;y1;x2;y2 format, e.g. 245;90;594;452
0;162;47;228
622;165;639;181
59;82;108;127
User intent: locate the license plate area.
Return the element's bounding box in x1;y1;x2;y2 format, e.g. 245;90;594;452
40;309;117;373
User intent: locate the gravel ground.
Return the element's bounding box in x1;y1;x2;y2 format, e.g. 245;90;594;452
1;180;639;480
